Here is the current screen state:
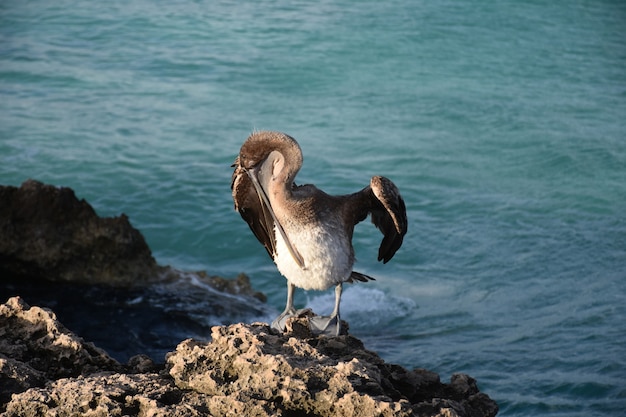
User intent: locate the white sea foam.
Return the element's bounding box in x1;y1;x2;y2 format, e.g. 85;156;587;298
305;286;416;328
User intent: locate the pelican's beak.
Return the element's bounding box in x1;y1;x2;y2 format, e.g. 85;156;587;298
245;164;306;269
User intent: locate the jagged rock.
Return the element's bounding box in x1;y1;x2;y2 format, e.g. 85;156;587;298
0;178;269;298
2;372;184;417
1;297;498;416
0;297;123;405
0;180;271;363
0;179;160;286
190;271;267;302
0;179;266;299
0;180;266;302
165;322;498;417
0;354;46;407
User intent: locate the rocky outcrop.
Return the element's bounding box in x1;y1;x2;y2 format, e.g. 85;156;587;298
0;179;267;298
166;323;498;417
0;180;498;415
1;297;498;417
0;180;270;362
0;297;124;406
0;179;159;286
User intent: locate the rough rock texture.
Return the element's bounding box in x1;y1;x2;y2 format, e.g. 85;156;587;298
0;179;160;286
166;323;498;417
0;297;123;405
1;297;498;417
0;180;270;362
2;373;184;417
0;272;271;364
0;180;268;296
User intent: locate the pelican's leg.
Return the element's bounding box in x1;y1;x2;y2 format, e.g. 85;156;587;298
309;283;343;337
271;282;300;331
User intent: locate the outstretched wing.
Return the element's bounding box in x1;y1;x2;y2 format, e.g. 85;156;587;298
352;176;407;263
231;157;276;260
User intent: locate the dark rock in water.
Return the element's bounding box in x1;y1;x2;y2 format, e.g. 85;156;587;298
0;297;498;417
0;179;159;286
0;179;266;297
0;179;272;363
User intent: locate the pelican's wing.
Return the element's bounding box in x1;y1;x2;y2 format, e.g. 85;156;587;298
231;157;276;259
369;176;407;263
351;176;407;263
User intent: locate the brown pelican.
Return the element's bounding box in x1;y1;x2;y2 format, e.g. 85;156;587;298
231;131;407;336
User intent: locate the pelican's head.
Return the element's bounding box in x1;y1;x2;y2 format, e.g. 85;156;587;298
238;131;303;180
233;131;306;268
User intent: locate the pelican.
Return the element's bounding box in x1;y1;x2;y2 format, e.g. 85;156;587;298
231;131;407;336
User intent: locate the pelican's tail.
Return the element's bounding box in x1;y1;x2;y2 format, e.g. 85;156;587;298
347;271;376;283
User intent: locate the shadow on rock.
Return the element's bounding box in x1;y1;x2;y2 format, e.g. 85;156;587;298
0;272;272;363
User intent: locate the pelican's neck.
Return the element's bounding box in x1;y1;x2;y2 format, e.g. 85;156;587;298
265;146;300;192
257;151;298;228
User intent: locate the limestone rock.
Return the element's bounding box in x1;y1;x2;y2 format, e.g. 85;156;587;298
0;177;499;416
2;372;183;417
165;321;498;417
0;354;46;407
0;297;122;405
1;298;498;417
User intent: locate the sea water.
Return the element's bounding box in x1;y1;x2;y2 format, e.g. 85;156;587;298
1;1;625;415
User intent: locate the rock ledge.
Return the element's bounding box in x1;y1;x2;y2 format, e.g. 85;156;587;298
1;297;498;417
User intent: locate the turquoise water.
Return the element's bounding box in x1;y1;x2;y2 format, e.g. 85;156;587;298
2;1;626;415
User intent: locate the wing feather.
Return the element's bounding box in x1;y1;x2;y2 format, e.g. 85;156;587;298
231;158;276;259
368;176;408;263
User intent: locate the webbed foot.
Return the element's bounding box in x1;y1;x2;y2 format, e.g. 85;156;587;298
271;308;313;332
309;315;342;337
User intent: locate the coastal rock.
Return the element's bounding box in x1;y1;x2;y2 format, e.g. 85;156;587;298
1;297;498;417
0;178;498;416
2;373;183;417
0;179;160;286
0;297;122;405
166;322;498;417
0;179;267;299
0;179;265;298
0;180;270;362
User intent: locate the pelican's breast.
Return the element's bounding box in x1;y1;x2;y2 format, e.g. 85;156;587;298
273;214;354;291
